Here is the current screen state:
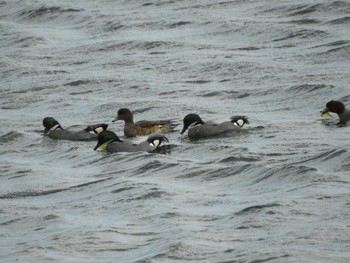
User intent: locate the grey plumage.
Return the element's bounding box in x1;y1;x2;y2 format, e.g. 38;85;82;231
43;117;108;141
94;131;169;153
181;114;249;139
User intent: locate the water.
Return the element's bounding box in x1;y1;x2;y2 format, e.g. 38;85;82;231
1;0;350;262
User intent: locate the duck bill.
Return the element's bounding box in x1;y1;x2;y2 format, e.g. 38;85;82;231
112;117;120;123
44;128;50;134
94;141;103;151
180;125;189;134
320;109;331;117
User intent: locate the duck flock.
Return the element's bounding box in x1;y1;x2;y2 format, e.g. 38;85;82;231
43;100;349;153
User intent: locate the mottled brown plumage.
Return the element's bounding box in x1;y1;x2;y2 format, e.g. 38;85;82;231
113;108;177;137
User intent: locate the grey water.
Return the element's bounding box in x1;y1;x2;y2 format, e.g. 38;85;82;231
1;0;350;262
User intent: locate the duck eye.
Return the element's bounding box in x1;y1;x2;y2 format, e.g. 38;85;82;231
236;119;244;127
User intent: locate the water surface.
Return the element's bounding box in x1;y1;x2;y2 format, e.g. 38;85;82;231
1;0;350;262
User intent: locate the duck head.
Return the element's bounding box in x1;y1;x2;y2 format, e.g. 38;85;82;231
86;124;109;134
43;117;62;134
321;100;345;116
180;114;205;134
94;131;123;151
113;108;133;122
147;134;169;147
230;116;249;127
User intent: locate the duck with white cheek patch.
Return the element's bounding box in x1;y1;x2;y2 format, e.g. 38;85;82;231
180;114;249;139
94;130;169;153
43;117;108;141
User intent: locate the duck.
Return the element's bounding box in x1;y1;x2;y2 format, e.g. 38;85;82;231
43;117;108;141
113;108;177;137
93;130;169;152
321;100;350;125
180;114;249;139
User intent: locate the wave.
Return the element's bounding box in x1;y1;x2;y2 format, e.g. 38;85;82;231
287;4;322;16
93;40;182;52
0;177;111;199
287;18;321;24
17;5;81;21
312;40;349;48
309;43;350;61
252;165;318;184
0;131;23;144
199;90;251;99
176;163;252;181
64;80;91;87
285;84;331;94
126;189;170;201
295;148;350;172
326;16;350;24
261;1;350;20
102;21;127;32
168;21;192;28
234;203;281;216
272;29;327;42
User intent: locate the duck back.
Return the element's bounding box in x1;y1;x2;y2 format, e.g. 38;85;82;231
188;121;240;139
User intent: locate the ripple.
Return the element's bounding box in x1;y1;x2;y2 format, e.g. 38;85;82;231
327;16;350;24
252;165;318;184
0;178;111;199
286;84;331;94
287;18;321;24
218;156;260;163
17;6;81;21
184;80;212;84
287;4;322;16
168;21;192;28
64;80;91;86
126;189;170;201
0;131;23;144
272;29;327;42
1;0;350;262
234;203;281;216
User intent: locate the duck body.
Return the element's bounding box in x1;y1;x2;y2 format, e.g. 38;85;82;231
321;100;350;125
43;117;108;141
94;130;169;153
113;108;177;137
181;114;249;139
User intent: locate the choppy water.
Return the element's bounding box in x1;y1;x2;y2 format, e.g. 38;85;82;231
1;0;350;262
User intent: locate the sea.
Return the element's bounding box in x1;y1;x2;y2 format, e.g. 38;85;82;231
1;0;350;262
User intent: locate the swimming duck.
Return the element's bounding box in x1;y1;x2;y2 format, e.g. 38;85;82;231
180;114;249;139
93;130;169;152
43;117;108;141
321;100;350;125
113;108;177;137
